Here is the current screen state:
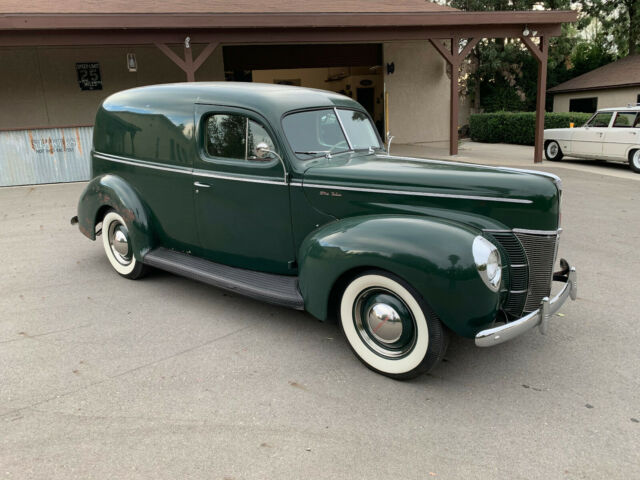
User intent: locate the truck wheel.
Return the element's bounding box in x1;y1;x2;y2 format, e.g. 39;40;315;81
629;150;640;173
339;270;448;379
545;141;563;161
101;210;148;279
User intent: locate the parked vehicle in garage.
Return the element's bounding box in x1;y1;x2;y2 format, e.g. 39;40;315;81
544;106;640;172
72;83;577;379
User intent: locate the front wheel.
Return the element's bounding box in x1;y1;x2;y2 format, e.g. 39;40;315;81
339;271;448;379
545;140;563;161
629;149;640;173
101;210;148;279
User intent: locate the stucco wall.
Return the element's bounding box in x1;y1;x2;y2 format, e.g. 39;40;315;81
553;86;640;112
0;44;224;130
383;41;450;144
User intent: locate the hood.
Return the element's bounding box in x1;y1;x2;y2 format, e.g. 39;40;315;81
300;153;561;231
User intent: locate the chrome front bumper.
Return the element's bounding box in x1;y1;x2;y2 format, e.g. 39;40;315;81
475;259;577;347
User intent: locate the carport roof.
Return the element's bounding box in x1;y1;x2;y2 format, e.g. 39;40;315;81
0;0;576;31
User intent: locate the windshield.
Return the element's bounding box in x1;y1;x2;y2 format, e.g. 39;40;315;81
282;108;382;159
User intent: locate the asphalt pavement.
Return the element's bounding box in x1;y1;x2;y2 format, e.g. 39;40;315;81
1;157;639;479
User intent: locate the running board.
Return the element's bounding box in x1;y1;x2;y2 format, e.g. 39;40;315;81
143;248;304;310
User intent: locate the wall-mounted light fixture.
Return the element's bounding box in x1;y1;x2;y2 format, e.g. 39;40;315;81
185;36;191;49
386;62;395;75
522;26;531;37
127;53;137;72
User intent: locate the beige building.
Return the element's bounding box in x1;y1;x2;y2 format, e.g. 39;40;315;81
550;55;640;113
0;0;574;185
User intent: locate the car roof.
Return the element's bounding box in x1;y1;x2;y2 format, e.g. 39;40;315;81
101;82;364;120
597;106;640;113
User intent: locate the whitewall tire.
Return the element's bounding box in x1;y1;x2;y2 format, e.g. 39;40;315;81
545;141;563;161
629;150;640;173
101;210;147;279
339;271;448;379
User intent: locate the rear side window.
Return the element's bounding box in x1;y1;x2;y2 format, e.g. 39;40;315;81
587;112;613;128
613;112;638;128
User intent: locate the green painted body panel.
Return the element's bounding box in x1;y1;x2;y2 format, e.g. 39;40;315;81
298;215;500;337
78;82;563;339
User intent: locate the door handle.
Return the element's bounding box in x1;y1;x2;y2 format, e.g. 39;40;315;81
194;181;211;188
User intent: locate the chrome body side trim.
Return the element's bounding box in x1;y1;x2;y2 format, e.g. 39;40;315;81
193;169;285;186
300;182;533;204
475;261;577;347
93;152;192;175
94;151;287;186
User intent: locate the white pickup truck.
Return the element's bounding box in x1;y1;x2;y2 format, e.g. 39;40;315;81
544;106;640;173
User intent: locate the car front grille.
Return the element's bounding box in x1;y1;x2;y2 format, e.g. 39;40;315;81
487;229;559;317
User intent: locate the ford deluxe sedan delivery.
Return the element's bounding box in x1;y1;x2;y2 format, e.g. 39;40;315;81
73;83;577;379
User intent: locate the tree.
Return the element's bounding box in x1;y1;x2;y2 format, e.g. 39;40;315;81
581;0;640;56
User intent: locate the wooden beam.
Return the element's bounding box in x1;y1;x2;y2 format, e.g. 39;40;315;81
429;38;454;65
155;40;219;82
154;42;187;71
521;35;549;163
193;42;220;71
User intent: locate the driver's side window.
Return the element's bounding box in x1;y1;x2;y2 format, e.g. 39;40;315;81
205;113;275;162
587;112;613;128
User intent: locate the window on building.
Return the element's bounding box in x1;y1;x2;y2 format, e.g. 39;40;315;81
569;97;598;113
613;112;638;128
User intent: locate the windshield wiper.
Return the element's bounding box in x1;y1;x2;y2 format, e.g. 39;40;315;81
295;150;333;158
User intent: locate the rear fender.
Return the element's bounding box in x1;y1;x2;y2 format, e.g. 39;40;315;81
298;215;501;338
76;174;154;261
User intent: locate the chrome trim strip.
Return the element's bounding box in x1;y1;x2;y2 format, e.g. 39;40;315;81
94;151;286;186
476;263;577;347
193;169;285;186
94;152;192;175
300;183;532;204
334;107;354;150
509;289;528;294
510;264;527;268
512;228;560;236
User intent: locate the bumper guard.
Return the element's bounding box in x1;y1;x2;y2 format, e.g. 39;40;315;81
475;259;577;347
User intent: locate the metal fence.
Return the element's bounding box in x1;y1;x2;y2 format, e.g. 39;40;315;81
0;127;92;187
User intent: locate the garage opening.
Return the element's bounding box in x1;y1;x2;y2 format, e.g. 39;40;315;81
223;44;385;136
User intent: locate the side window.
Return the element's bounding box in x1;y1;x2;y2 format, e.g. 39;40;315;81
205;114;276;162
247;120;275;160
613;112;638;128
205;114;246;160
587;112;613;128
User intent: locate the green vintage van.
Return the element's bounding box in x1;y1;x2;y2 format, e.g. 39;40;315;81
72;82;577;379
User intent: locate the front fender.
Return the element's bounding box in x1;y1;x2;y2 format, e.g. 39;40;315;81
76;174;154;261
298;215;501;338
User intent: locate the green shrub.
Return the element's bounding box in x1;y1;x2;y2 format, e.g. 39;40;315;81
469;112;592;146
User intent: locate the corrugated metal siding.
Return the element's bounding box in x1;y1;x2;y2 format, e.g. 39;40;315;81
0;127;92;186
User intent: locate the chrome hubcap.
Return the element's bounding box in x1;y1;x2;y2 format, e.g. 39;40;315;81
353;288;417;358
633;151;640;168
108;222;132;265
367;303;403;344
548;143;558;157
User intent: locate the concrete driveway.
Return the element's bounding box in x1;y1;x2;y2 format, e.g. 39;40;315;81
1;162;639;479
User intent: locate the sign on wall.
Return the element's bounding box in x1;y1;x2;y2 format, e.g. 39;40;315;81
76;62;102;91
0;127;92;186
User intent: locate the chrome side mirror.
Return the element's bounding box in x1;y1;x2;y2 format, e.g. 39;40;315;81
256;142;272;159
255;142;288;184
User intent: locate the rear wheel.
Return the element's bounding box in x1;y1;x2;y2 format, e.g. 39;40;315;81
101;210;148;279
629;150;640;173
545;140;563;161
338;271;448;379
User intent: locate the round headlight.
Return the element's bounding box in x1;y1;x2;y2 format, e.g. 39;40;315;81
472;236;502;292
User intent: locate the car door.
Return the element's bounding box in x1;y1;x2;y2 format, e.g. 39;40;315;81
192;105;295;275
571;111;614;157
602;111;639;160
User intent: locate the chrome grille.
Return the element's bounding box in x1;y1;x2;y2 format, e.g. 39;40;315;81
488;232;528;318
488;230;559;317
515;231;558;312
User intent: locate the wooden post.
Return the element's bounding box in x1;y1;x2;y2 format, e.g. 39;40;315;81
155;39;219;82
521;35;549;164
430;37;479;156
